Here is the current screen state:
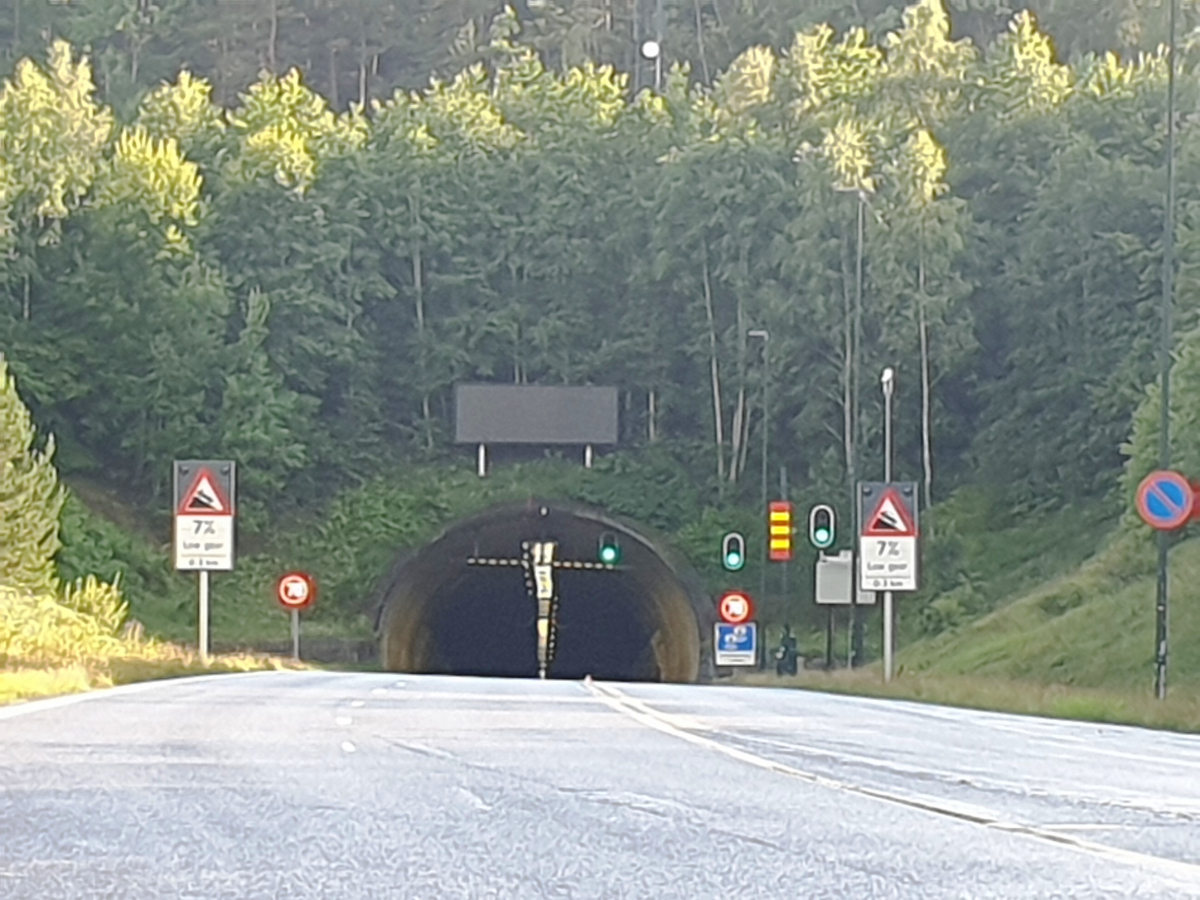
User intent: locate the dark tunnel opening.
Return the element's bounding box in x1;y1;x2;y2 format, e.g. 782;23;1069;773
376;501;711;682
428;568;661;680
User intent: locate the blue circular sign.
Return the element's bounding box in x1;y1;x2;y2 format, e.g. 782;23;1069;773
1136;471;1194;530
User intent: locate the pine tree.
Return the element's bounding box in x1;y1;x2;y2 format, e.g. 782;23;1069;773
0;354;64;595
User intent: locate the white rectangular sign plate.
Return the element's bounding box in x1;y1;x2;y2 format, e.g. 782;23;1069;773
175;516;235;571
859;535;917;592
714;623;757;666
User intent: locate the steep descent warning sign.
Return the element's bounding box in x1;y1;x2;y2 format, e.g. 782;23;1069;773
178;470;231;515
174;460;236;571
859;482;919;592
863;488;917;537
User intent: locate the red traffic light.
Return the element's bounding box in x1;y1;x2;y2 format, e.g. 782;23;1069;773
276;572;317;611
718;591;755;625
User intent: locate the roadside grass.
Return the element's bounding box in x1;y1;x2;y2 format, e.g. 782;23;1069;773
1;581;306;707
0;650;305;706
898;529;1200;692
733;669;1200;733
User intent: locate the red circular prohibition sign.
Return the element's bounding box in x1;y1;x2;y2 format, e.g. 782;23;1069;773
718;591;755;625
1135;470;1194;530
276;571;317;611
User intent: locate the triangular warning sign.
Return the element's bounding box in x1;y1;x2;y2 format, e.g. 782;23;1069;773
864;489;916;537
179;469;231;515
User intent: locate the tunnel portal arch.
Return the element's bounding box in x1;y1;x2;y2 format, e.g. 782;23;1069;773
374;500;714;682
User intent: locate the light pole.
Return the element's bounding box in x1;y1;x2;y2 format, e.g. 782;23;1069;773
640;39;662;92
881;366;895;682
1155;0;1179;701
749;328;769;667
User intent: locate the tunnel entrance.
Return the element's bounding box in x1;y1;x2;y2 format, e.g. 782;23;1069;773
375;501;710;682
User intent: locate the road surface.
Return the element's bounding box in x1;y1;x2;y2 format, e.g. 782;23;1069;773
2;671;1198;898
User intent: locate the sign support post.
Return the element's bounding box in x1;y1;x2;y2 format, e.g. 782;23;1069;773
198;571;210;661
859;482;919;681
1134;469;1195;698
174;460;236;662
277;572;317;661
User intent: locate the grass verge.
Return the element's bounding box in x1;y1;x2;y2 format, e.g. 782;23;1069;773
732;668;1200;733
1;648;306;707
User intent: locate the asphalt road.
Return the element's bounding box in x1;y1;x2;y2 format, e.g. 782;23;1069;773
2;670;1198;898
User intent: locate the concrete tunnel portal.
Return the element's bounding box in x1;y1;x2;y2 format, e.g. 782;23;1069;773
375;501;711;682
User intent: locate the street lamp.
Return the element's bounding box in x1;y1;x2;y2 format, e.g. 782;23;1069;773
748;329;769;666
881;366;896;682
640;39;662;91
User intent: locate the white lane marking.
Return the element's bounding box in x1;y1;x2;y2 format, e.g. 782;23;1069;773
727;731;1200;820
585;681;1200;890
455;787;493;812
392;681;407;688
350;700;365;708
1044;824;1125;832
335;716;352;726
341;742;357;753
371;688;388;696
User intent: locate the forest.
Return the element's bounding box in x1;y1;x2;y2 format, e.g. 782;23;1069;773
3;0;1200;638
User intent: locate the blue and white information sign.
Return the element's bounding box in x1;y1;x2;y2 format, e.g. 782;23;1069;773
714;622;757;666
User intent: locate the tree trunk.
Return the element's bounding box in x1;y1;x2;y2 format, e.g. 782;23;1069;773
701;242;725;482
268;0;278;71
693;0;710;83
918;228;933;511
729;260;748;484
328;45;339;109
410;185;432;448
840;218;855;487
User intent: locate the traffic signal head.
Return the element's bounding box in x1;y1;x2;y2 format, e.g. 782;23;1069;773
721;532;746;571
809;504;835;549
768;501;794;561
598;531;621;565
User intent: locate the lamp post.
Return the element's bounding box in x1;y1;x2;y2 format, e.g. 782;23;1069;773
640;39;662;92
881;366;895;682
749;328;769;667
1154;0;1179;702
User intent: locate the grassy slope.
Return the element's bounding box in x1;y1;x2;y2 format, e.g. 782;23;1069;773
900;529;1200;691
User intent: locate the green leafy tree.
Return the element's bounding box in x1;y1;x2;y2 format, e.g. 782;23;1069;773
0;354;64;595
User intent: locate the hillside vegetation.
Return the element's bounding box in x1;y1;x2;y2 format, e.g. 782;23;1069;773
4;1;1200;713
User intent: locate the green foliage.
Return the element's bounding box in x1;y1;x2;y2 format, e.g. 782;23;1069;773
0;355;64;595
0;3;1195;670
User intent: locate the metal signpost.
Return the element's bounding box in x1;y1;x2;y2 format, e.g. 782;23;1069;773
859;482;919;681
1134;469;1197;698
714;590;756;668
276;571;317;661
174;460;236;661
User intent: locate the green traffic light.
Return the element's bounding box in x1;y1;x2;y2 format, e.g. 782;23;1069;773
721;532;746;571
599;532;621;564
809;505;836;550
